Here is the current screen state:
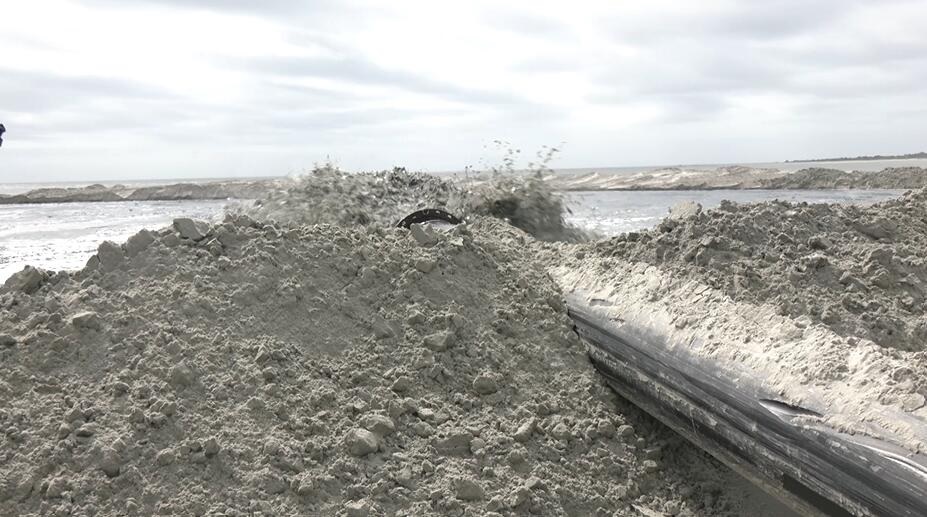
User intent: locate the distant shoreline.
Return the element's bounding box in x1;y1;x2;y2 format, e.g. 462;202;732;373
0;179;277;205
1;165;926;205
786;152;927;163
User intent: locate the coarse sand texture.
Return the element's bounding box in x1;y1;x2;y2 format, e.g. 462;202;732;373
552;189;927;453
1;212;755;516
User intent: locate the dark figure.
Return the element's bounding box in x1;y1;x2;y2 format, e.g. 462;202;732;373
0;123;5;147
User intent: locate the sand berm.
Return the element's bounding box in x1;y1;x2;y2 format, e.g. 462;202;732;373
0;169;771;516
550;189;927;453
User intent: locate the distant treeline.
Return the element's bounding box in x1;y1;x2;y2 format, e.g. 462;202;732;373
788;152;927;163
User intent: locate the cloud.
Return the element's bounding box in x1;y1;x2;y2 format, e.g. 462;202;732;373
1;0;926;180
238;54;529;108
580;0;927;124
0;68;172;113
75;0;337;16
484;8;573;39
699;0;855;39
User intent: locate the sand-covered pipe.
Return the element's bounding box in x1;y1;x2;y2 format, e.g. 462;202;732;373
565;288;927;517
546;188;927;514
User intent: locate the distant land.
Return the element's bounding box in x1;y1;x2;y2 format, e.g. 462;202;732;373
787;152;927;163
3;165;927;203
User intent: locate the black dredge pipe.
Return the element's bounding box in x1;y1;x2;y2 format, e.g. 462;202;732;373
566;293;927;517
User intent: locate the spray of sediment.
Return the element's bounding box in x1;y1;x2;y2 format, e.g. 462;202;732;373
240;165;591;243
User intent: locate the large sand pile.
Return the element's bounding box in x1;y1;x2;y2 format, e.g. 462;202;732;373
553;189;927;453
21;167;924;515
0;210;755;515
590;190;927;351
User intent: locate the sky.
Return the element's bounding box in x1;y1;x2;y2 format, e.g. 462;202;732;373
1;0;926;182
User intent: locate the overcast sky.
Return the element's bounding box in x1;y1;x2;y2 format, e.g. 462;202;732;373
1;0;926;182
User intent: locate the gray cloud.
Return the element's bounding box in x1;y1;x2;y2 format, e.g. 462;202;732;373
699;0;857;39
237;54;534;109
484;9;573;39
586;50;783;121
602;0;858;46
508;56;578;74
0;68;172;113
75;0;338;16
225;45;569;136
583;0;927;123
3;0;926;181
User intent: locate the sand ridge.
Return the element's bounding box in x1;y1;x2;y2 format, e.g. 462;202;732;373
551;189;927;452
0;201;751;516
587;190;927;351
8;168;916;516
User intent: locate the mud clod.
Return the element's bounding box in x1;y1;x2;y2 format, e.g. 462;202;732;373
345;428;379;456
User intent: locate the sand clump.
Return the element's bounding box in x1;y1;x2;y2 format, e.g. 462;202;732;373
0;209;753;516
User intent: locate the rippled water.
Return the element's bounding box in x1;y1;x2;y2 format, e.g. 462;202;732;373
0;200;228;281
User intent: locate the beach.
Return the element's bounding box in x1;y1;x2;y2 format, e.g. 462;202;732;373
5;0;927;513
2;160;919;282
1;167;925;516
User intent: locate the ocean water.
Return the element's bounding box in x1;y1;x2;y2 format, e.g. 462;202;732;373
0;200;228;281
0;189;907;283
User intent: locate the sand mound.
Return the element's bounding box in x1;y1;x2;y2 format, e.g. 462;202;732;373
550;189;927;453
763;167;927;190
590;189;927;351
0;213;750;516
